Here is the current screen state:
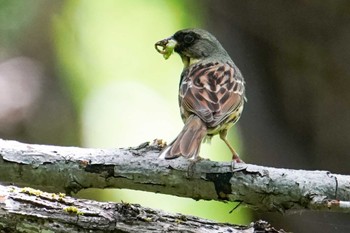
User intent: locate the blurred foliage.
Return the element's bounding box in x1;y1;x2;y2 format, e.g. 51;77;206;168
0;0;41;50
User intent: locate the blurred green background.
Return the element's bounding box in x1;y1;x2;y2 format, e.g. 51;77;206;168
0;0;249;226
1;0;350;232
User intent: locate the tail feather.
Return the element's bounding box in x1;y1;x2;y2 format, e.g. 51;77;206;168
160;115;207;160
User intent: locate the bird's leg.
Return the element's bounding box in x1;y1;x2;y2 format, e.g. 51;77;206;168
219;129;246;172
219;129;242;162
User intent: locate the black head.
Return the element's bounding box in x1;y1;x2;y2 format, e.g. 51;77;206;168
172;28;228;60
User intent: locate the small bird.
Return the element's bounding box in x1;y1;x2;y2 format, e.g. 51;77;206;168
155;28;246;165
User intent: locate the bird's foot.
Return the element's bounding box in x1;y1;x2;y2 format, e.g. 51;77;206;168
231;156;247;172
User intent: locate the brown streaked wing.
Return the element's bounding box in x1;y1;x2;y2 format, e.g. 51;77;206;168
179;62;244;128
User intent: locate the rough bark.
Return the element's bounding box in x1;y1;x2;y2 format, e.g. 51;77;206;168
0;139;349;214
0;184;283;233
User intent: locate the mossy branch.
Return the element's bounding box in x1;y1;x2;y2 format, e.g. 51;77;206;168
1;184;280;232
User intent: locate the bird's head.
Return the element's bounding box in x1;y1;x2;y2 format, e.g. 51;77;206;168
155;28;229;67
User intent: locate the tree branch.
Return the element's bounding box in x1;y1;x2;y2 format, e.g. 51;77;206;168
0;139;349;213
0;184;282;232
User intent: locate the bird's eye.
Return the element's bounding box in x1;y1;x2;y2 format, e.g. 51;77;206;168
184;34;194;44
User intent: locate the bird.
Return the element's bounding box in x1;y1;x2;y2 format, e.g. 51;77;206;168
155;28;246;166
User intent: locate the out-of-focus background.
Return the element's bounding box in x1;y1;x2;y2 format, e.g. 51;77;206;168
0;1;349;232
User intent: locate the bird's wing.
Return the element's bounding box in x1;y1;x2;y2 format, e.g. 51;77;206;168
179;62;245;128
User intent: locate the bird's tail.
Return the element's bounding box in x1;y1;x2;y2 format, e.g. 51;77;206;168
159;115;207;160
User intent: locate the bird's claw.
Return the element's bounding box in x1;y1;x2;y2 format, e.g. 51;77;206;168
231;159;247;172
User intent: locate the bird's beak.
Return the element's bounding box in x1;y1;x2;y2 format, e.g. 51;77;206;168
155;37;177;60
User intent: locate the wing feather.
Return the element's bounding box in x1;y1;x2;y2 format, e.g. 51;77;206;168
179;62;245;128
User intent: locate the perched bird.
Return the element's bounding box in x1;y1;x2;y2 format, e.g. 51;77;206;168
155;28;246;165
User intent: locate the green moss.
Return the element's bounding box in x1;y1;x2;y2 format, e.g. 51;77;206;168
64;206;84;215
20;187;43;196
